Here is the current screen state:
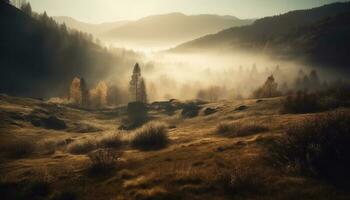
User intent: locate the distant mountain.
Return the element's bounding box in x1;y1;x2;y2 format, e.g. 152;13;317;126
102;12;254;49
172;2;350;69
0;2;137;98
53;16;129;35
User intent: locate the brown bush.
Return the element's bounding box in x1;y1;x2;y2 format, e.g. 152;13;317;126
88;149;122;172
131;122;169;150
97;133;123;149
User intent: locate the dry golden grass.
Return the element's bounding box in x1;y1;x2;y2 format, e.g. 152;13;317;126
66;139;96;154
216;121;268;137
1;95;350;200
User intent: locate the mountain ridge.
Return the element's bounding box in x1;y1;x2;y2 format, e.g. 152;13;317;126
171;2;350;70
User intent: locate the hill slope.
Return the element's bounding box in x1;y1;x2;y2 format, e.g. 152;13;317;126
1;94;350;199
102;13;254;49
172;2;350;69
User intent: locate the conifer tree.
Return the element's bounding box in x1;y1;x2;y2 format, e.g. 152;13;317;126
129;63;141;102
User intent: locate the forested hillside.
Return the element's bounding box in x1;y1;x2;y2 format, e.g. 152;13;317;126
173;2;350;70
0;1;138;98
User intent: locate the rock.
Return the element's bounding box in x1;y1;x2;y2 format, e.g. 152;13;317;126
203;107;217;115
235;105;248;111
181;103;200;118
44;116;67;130
30;115;67;130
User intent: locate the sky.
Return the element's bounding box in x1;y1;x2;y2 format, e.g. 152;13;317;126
27;0;347;23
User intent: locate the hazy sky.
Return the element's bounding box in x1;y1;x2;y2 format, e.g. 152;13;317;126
27;0;347;23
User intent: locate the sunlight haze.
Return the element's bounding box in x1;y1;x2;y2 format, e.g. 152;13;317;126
28;0;345;23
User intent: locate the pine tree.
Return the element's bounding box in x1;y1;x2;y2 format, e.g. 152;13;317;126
129;63;141;102
20;1;31;15
253;75;280;98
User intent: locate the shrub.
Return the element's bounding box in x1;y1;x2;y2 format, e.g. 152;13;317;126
268;111;350;185
216;122;268;137
66;139;96;154
131;122;169;150
97;133;123;149
88;149;122;172
2;139;36;158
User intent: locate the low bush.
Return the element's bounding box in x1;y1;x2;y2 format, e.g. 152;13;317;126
67;139;96;154
97;133;123;149
88;149;122;173
131;122;169;150
216;122;268;137
268;111;350;186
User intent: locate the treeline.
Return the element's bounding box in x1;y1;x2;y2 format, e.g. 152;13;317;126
67;63;147;108
0;1;139;98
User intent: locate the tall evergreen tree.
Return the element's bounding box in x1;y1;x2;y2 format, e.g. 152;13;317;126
20;1;31;15
129;63;141;102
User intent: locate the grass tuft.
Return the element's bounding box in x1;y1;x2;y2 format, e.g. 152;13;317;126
67;139;96;154
131;122;169;150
